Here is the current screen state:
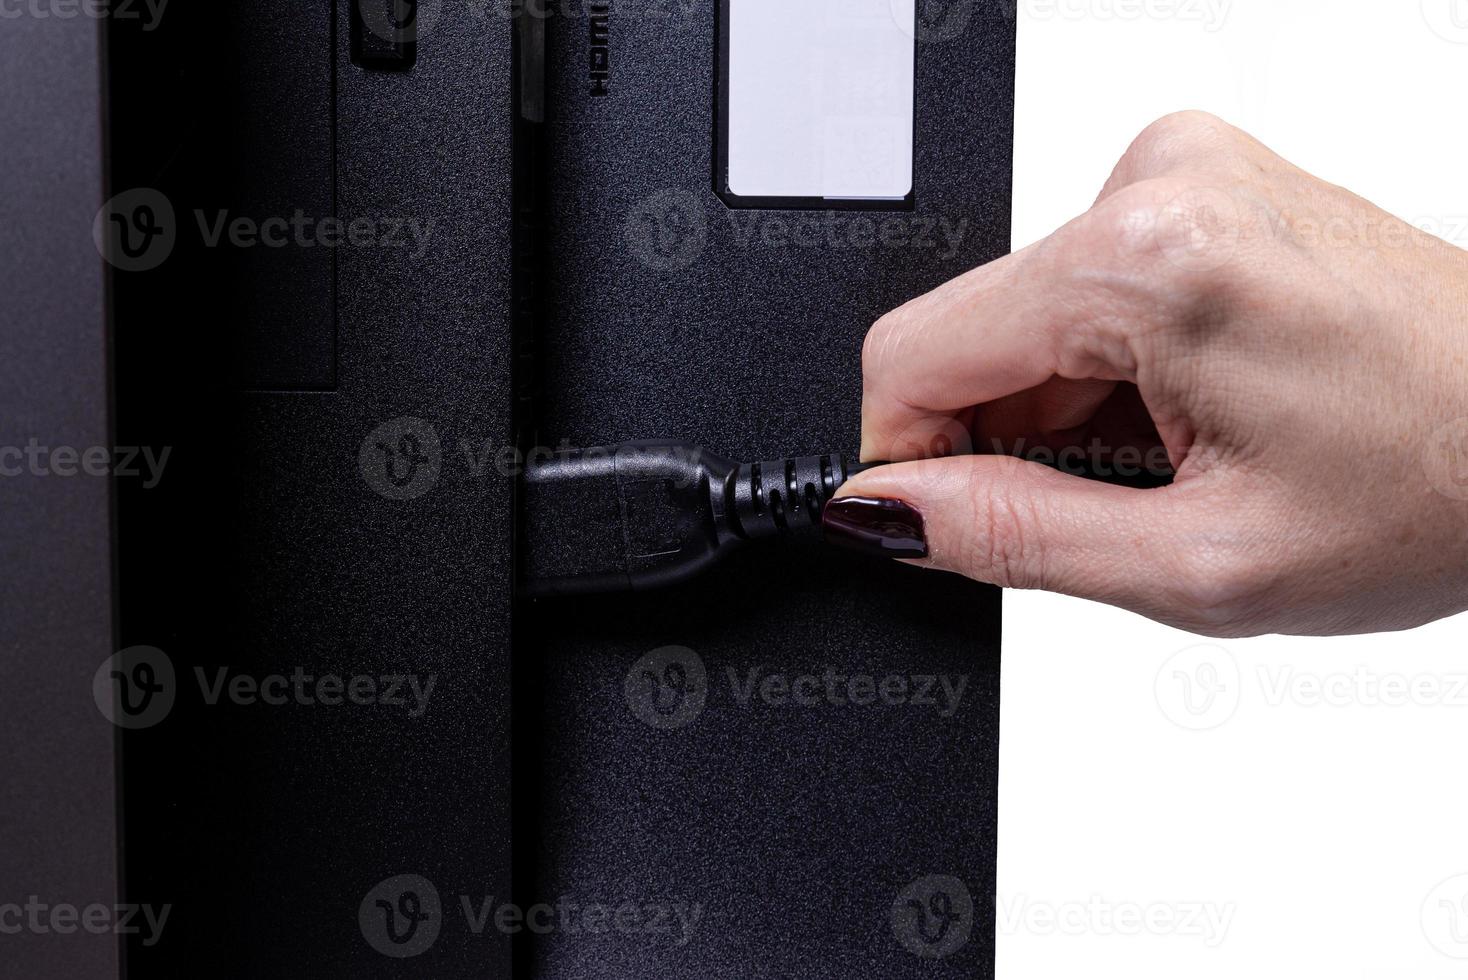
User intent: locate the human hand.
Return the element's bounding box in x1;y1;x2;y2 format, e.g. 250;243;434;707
822;111;1468;637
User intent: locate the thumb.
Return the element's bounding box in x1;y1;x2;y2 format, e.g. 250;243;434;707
823;455;1193;611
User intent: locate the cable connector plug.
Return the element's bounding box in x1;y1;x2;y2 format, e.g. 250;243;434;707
521;440;870;596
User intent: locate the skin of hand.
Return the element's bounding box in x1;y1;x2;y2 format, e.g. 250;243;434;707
823;111;1468;638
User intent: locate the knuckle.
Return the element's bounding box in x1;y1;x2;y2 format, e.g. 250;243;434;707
1083;177;1245;298
1150;108;1231;138
1095;177;1239;248
1087;180;1179;256
1126;110;1234;170
1098;111;1240;202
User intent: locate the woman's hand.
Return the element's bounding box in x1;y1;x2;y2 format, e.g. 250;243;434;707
823;111;1468;637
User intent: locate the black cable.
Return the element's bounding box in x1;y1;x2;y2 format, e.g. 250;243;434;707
520;441;875;596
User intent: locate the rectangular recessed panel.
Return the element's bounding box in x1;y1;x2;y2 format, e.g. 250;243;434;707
723;0;915;206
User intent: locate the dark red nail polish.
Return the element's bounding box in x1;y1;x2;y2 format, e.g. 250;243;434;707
821;496;928;559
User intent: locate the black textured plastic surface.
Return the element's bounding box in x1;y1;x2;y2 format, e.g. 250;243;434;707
218;0;337;389
110;2;515;975
522;3;1014;977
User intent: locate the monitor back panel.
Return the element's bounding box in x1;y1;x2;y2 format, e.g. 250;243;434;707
521;3;1013;976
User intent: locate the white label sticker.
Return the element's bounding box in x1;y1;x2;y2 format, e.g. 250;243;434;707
726;0;916;202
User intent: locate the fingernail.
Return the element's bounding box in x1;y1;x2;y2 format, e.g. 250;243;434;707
821;496;928;559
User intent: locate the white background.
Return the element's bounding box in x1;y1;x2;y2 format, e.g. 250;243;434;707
1002;1;1468;976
